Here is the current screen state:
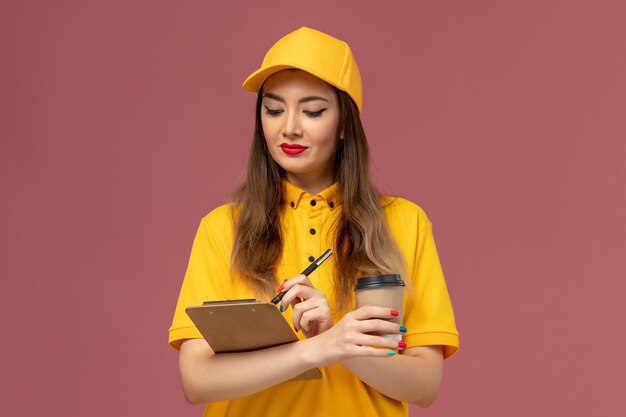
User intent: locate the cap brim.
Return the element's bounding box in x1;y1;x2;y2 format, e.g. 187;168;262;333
242;64;295;93
243;62;343;96
242;63;362;114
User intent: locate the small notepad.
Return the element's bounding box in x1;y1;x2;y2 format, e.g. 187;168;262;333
185;300;322;380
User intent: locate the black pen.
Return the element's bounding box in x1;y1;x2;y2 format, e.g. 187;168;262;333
271;249;333;305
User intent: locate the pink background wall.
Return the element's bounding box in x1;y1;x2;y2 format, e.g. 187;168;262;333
2;1;625;416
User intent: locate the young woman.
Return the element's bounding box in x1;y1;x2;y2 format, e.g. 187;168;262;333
169;27;458;417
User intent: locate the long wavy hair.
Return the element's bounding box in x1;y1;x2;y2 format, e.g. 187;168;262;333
231;86;405;313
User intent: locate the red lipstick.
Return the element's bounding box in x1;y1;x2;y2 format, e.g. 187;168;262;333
280;143;308;155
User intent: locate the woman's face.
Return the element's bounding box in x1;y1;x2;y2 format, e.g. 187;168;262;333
261;69;340;191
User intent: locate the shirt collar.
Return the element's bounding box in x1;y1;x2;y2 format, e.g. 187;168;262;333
283;181;340;209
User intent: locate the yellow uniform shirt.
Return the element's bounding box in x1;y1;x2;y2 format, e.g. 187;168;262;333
169;181;459;417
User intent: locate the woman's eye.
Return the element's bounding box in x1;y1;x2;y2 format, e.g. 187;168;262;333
264;106;283;116
304;109;327;118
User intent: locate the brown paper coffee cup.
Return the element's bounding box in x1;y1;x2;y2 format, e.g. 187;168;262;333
355;274;405;341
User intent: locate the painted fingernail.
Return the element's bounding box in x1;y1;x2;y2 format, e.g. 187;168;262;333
390;310;399;317
277;284;285;293
387;350;396;356
294;326;299;332
279;305;284;312
398;342;407;349
399;326;407;333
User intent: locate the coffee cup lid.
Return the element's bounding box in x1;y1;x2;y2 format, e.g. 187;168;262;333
355;274;405;290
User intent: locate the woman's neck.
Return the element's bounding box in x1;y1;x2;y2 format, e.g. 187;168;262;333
285;172;334;195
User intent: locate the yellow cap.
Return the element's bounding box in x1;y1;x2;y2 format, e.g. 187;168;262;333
242;27;363;113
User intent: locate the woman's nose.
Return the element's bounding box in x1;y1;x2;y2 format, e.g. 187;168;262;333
282;111;303;138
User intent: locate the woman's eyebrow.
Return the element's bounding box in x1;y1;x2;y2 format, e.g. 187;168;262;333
299;96;329;104
263;92;329;104
263;92;285;103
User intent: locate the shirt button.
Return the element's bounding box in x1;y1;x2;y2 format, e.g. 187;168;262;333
290;201;295;208
329;201;335;208
310;200;317;206
308;256;315;262
309;228;316;235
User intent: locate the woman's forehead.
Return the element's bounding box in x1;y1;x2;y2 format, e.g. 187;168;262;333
262;69;336;99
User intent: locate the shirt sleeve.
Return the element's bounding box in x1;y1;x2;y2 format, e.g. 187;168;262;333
168;206;235;350
389;200;459;359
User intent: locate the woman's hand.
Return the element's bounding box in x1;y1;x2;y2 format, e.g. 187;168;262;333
279;274;333;338
303;306;406;367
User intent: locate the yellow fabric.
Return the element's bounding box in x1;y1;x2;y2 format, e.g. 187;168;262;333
169;181;459;417
242;26;363;113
